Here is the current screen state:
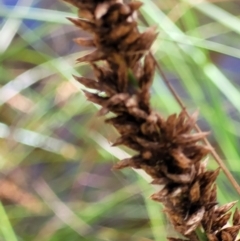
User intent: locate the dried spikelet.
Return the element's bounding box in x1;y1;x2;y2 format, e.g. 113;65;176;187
64;0;240;240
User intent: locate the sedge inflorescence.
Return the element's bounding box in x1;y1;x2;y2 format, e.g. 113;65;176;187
64;0;240;240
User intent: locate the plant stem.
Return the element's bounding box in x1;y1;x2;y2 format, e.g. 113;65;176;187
195;227;208;241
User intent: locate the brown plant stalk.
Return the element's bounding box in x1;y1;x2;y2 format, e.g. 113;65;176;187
63;0;240;240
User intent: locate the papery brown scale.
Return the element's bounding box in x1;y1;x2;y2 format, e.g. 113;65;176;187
200;179;217;204
176;132;209;145
196;157;208;175
224;225;240;240
151;177;169;185
107;53;128;92
78;9;94;20
112;135;142;151
101;3;123;22
215;201;238;218
126;26;158;55
201;168;220;187
73;37;96;47
119;3;132;16
218;228;237;241
209;183;217;203
140;121;159;138
151;186;170;201
138;56;156;108
175;110;187;130
73;76;101;90
91;63;105;79
162;166;195;184
127;106;148;119
91;65;118;94
77;49;106;63
207;233;219;241
98;94;129;115
164;113;177;140
94;2;111;20
133;136;160;149
176;111;198;134
233;207;240;225
131;61;143;81
67;17;96;32
105;93;129;107
128;1;143;11
141;150;153;160
119;30;140;49
170;148;191;169
117;64;128;92
203;208;214;232
206;202;218;211
185;206;205;227
169;186;185;198
105;114;140;128
113;155;142;170
83;90;109;106
108;22;137;42
111;134;132;147
184;145;211;164
140;164;160;179
98;106;110;116
112;122;139;135
211;212;232;232
189;181;200;203
139;53;155;89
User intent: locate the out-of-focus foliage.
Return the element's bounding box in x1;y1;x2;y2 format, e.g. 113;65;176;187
0;0;239;240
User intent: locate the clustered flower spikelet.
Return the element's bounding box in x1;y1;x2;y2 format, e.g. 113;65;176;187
64;0;240;240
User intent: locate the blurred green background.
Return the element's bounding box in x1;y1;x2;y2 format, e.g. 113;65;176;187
0;0;240;240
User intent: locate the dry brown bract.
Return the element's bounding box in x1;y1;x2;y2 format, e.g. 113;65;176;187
64;0;240;240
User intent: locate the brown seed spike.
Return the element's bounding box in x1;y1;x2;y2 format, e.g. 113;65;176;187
65;0;240;239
